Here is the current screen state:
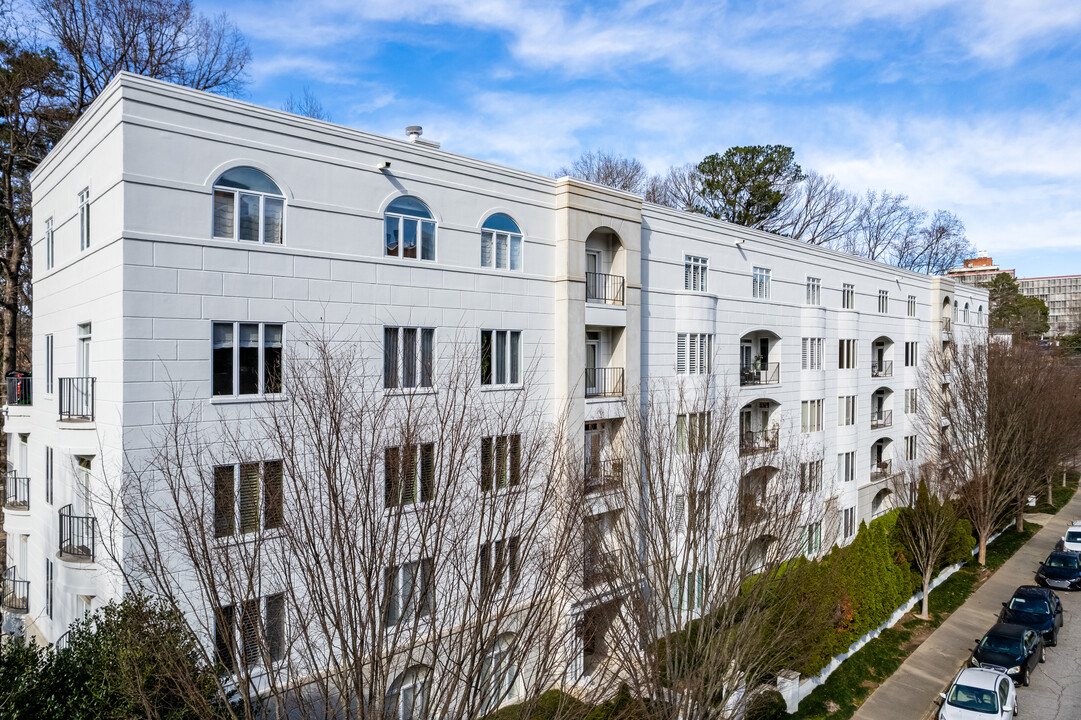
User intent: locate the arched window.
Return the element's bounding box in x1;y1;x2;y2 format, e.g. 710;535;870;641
964;302;970;323
481;213;522;271
978;305;984;324
385;196;436;261
872;489;891;518
213;167;284;244
953;300;958;321
386;665;431;720
479;633;522;713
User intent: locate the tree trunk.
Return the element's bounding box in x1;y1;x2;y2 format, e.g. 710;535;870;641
1065;470;1069;488
1016;497;1025;532
920;573;931;619
977;534;987;566
1048;478;1054;506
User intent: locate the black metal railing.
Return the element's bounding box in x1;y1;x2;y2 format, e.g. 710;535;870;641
871;410;893;429
584;550;620;588
739;362;780;386
1;567;28;614
739;429;779;456
585;367;624;399
3;471;29;511
871;459;894;481
54;631;70;651
585;458;624;493
59;504;96;561
585;272;625;306
59;377;95;421
5;376;31;406
941;318;952;334
871;361;893;378
739;498;766;527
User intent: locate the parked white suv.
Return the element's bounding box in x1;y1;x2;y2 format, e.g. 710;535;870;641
1056;520;1081;552
938;667;1017;719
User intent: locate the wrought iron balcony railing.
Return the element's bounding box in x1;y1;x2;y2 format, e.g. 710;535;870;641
59;377;95;421
739;428;779;456
585;367;624;399
1;567;28;614
739;362;780;386
5;376;31;406
871;410;893;429
871;459;895;481
871;360;893;378
585;458;624;493
3;470;29;511
59;504;96;562
585;272;625;306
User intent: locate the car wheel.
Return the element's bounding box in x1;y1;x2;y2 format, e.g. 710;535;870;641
1053;628;1059;647
1014;694;1019;716
1021;666;1029;687
1040;644;1046;663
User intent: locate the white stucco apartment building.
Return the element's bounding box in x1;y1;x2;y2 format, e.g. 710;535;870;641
2;73;986;701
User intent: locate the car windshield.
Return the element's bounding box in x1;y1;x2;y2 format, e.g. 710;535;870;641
1066;531;1081;543
980;635;1021;655
1008;597;1050;614
947;684;998;714
1045;554;1080;569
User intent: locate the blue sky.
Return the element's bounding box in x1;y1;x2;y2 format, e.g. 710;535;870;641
201;0;1081;279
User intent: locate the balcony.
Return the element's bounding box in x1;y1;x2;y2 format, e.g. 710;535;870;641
871;410;893;430
586;458;624;493
585;367;624;399
59;504;96;562
871;459;896;482
740;362;780;387
584;550;620;589
941;317;952;341
5;375;31;406
586;272;625;306
739;428;779;456
3;471;29;511
1;567;28;614
59;377;95;421
871;361;893;378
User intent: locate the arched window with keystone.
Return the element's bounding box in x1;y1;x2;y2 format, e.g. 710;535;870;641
212;167;285;244
385;196;436;260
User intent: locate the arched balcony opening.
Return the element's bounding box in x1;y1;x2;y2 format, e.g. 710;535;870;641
739;400;780;455
740;466;778;527
941;297;952;336
871;437;897;481
871;336;894;378
871;488;893;518
871;387;894;430
739;330;781;386
743;534;777;576
584;227;625;305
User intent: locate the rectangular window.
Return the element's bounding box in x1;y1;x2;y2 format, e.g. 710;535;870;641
385;558;434;626
905;435;917;461
904;341;919;367
838;451;855;483
800;459;823;492
806;277;821;305
481;229;522;271
385;213;436;261
45;446;53;505
842;283;854;309
905;388;918;414
838;339;858;369
212;322;284;397
801;338;823;370
45;558;54;619
800;399;823;433
837;396;856;427
676;333;714;375
676;412;712;455
480;435;521;492
215;595;285;672
907;295;917;317
685;255;708;292
844;507;855;539
78;188;90;251
802;522;822;557
45;217;54;270
480;330;521;386
752;267;771;299
213;460;284;537
384;443;436;506
384;327;435;390
45;334;54;394
672;567;707;611
480;536;521;595
878;289;889;313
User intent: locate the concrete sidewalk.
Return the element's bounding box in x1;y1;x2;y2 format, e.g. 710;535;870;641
850;492;1081;720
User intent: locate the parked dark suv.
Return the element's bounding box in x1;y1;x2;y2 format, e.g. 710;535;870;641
999;585;1064;646
970;623;1044;686
1036;551;1081;591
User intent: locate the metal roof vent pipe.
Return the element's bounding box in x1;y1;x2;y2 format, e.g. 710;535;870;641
405;125;440;149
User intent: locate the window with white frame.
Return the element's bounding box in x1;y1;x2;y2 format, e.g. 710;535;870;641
907;295;917;317
802;522;822;557
45;334;53;394
672;567;707;611
905;388;918;414
801;338;824;370
838;339;858;369
905;435;917;461
78;188;90;251
45;557;54;619
386;666;431;720
480;537;521;596
878;289;889;313
385;196;436;260
45;446;53;504
384;327;435;390
385;558;434;625
212;322;283;397
904;341;919;367
752;267;771;299
479;634;523;713
481;330;521;386
481;435;521;492
842;283;855;309
212;167;285;244
481;214;523;271
213;460;284;537
838;395;856;426
385;443;436;506
800;459;823;492
676;333;714;374
685;255;708;292
44;217;54;269
964;303;970;323
676;412;712;455
801;399;823;433
806;277;821;305
978;305;984;324
214;593;286;672
843;507;855;539
838;451;855;483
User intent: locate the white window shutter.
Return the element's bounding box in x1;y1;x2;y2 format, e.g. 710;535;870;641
689;334;698;374
801;339;808;370
676;334;687;374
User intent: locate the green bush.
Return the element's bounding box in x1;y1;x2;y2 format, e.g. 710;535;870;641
746;689;787;720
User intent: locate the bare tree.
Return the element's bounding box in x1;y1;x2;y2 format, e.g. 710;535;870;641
772;170;860;249
556;150;649;194
895;479;958;619
281;86;330;121
846;190;925;263
892;210;973;276
33;0;251;112
644;163;701;211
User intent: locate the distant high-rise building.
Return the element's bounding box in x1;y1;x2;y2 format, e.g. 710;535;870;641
1017;275;1081;336
945;256;1014;286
